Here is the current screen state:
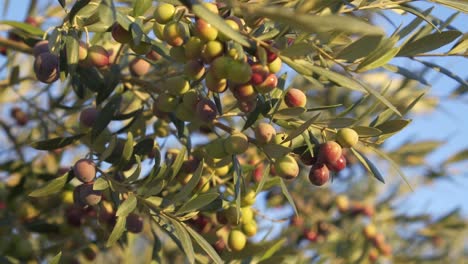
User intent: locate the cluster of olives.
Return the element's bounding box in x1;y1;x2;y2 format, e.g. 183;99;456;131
305;128;359;186
186;189;257;253
334;195;391;262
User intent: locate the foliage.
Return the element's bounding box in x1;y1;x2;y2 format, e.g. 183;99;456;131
0;0;466;263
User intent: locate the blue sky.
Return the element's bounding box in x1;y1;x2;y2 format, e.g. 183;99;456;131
0;0;467;222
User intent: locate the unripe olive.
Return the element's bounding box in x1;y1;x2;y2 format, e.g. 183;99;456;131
175;104;196;122
154;120;170;137
211;56;232;79
195;19;218;41
240;206;254;223
268;57;282;73
77;183;102;206
328;154;347;172
224;132;249;155
33;40;49;57
165;76;190;96
195;175;211;193
255;73;277;94
201;40;224;63
274;154;299;180
318;141;342;165
336;128;359;148
214;164;229;176
196;98;218;123
228;229;247;251
241;190;256;206
203;2;219;14
184;36;203;60
169;46;187;63
129;41;152;55
34;52;59;83
182;89;200;110
154;3;176;24
363;224;377;240
218;18;241;41
309;163;330;186
254;122;276;144
227;61;252;84
205;138;229;159
10;236;33;260
284;88;307;108
126;213;144;233
156;93;178;112
205;69;228;93
129;58;151;77
223;205;241;225
163;21;187;47
73;159;96;183
112;23;132;44
335;195;349;213
242;220;258;237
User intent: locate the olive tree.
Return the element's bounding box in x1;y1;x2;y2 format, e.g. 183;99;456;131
0;0;467;263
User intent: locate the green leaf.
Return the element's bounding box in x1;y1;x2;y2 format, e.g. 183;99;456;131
429;0;468;13
371;147;414;191
320;117;357;129
120;132;134;166
116;193;137;217
184;224;223;264
280;42;315;58
49;251;62;264
29;172;69;197
93;177;109;190
65;31;79;74
31;134;84;150
336;35;382;61
176;193;219;215
375;119;411;134
262;144;292;159
449;33;468;54
279;178;298;215
167;217;195;264
398;30;462;56
106;216;126;247
172;159;204;202
357;37;400;72
397;7;433;39
445;149;468;165
255;163;270;194
191;3;251;48
273;107;306;120
92;96;122;139
259;238;287;262
133;0;152;17
350;148;385;183
416;59;468;89
0;20;45;36
169;146;187;183
383;64;429;85
254;8;384;36
283;113;320;142
352;126;382;137
393;5;439;35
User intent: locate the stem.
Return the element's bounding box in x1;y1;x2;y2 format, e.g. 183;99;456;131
0;37;33;54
